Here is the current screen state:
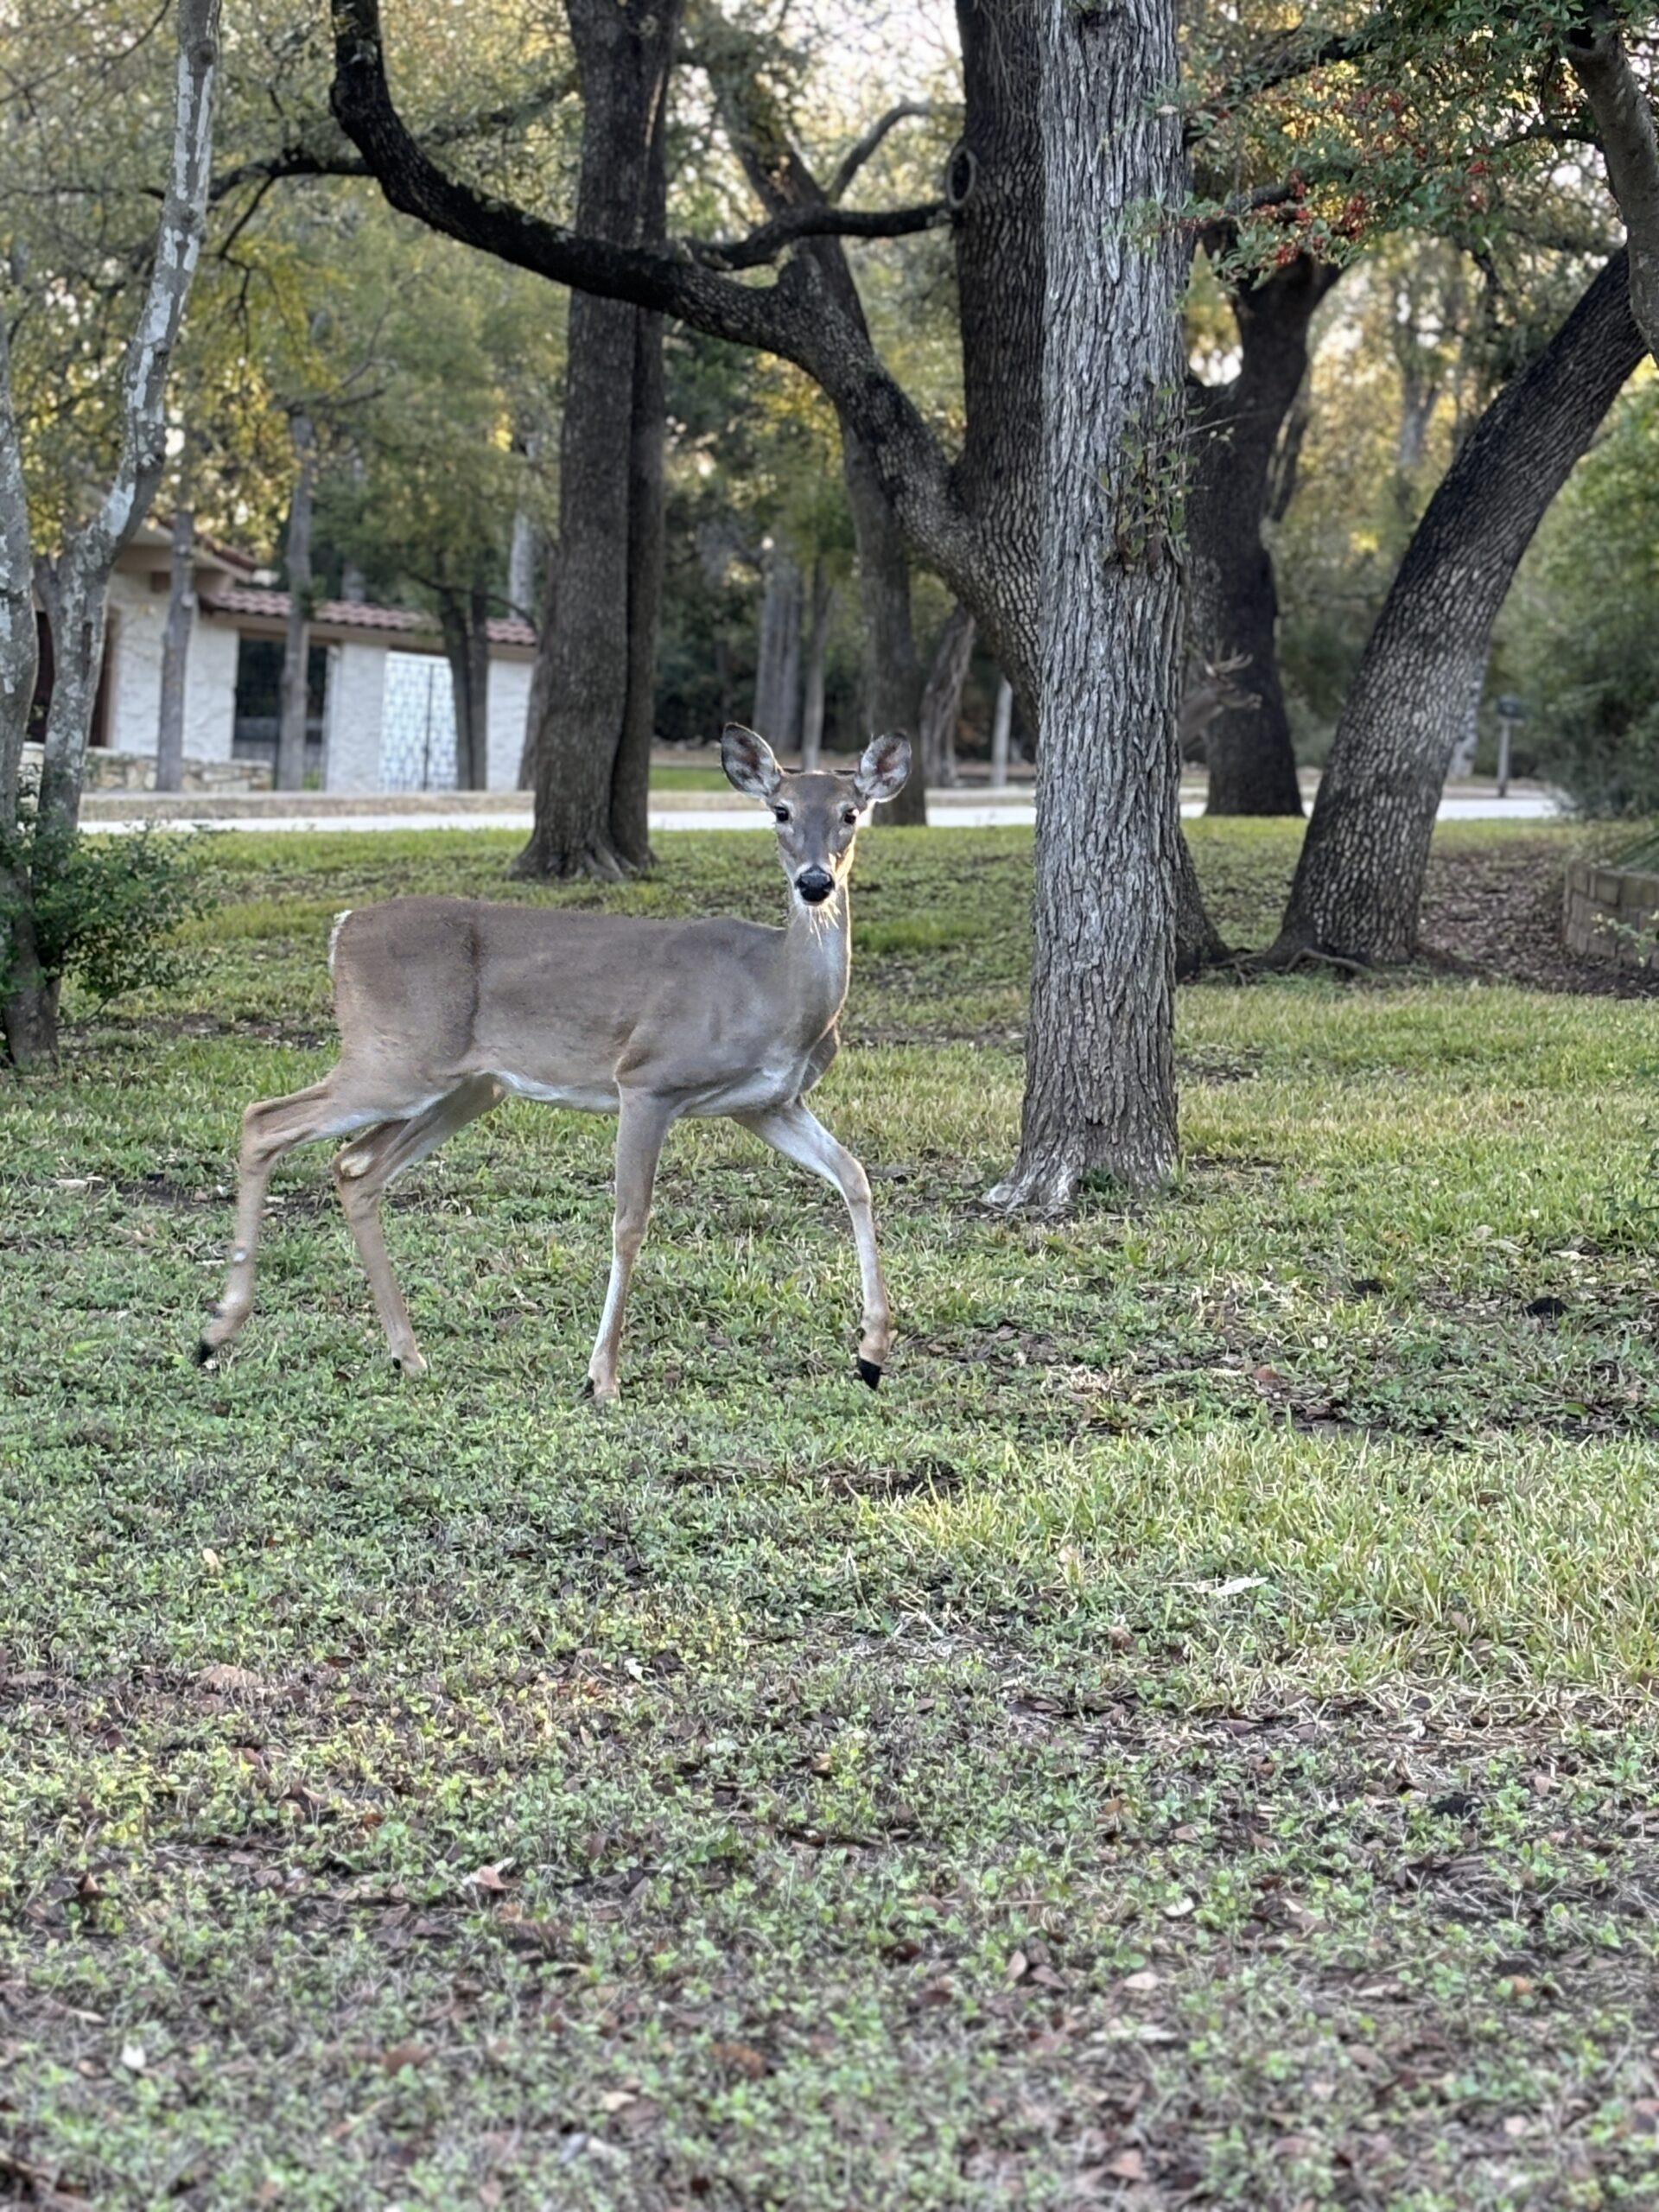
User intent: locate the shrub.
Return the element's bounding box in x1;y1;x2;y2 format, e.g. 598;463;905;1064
0;807;214;1007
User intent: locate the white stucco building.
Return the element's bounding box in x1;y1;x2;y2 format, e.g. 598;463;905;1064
46;522;537;793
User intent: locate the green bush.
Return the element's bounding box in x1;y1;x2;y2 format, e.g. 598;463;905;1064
0;809;214;1007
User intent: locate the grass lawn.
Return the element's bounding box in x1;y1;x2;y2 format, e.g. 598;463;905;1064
648;764;731;792
3;818;1658;2210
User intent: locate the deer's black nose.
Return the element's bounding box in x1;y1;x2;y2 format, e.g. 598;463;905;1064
796;868;835;905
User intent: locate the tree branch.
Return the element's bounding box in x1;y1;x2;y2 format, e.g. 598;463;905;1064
1190;16;1392;140
686;197;950;269
329;0;969;581
827;100;939;201
1565;5;1659;357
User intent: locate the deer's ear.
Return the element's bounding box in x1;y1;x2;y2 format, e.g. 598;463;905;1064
852;733;911;806
721;723;782;799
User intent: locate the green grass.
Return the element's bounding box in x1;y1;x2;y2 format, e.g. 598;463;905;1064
3;820;1659;2209
648;763;730;791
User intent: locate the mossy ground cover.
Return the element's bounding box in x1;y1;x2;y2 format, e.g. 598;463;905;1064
3;820;1658;2209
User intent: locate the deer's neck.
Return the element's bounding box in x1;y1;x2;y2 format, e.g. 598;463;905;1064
783;884;853;1037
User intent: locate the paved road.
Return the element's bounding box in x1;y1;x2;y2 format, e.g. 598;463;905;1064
89;790;1563;836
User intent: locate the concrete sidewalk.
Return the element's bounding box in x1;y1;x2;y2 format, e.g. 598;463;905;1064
81;779;1563;836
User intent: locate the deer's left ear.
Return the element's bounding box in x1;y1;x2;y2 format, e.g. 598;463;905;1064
852;733;911;806
721;723;782;799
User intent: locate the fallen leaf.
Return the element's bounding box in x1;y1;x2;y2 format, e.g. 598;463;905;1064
1007;1948;1030;1981
197;1663;261;1694
200;1548;223;1573
1162;1897;1194;1919
118;2041;146;2073
598;2089;637;2113
1122;1968;1160;1992
468;1864;512;1892
378;2042;429;2072
711;2042;767;2078
1105;2149;1146;2181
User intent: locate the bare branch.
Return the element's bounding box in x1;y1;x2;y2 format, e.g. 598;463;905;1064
827;100;938;202
686;197;950;270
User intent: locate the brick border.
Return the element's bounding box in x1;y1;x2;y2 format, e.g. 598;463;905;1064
1563;857;1659;970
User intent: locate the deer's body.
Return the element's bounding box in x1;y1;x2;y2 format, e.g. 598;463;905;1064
198;728;910;1402
326;899;850;1124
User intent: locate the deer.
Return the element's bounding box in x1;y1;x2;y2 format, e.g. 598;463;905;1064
195;726;912;1404
1179;653;1258;763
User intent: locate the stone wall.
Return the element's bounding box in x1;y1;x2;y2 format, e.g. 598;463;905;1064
1563;857;1659;970
19;744;272;796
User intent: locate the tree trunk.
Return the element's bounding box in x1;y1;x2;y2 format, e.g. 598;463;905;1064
3;0;220;1067
800;562;832;768
609;286;667;870
920;603;975;788
507;429;546;622
988;0;1187;1205
155;504;195;791
275;411;315;793
1188;255;1337;817
1565;14;1659;359
1274;251;1643;964
988;674;1013;786
513;0;678;880
438;585;492;790
0;308;37;825
751;547;804;747
843;431;925;823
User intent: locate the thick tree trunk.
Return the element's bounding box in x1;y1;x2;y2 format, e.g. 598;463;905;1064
988;0;1187;1205
843;432;925;823
3;0;220;1067
155;504;195;791
507;429;546;623
800;562;832;768
513;0;677;880
275;412;315;793
1188;255;1336;817
1274;251;1643;963
920;604;975;788
609;289;666;870
1566;14;1659;359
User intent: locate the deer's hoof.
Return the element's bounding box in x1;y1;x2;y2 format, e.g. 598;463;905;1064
856;1357;882;1390
193;1338;217;1369
392;1351;428;1379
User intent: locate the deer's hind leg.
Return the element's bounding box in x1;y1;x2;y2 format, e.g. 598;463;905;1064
199;1077;378;1363
333;1076;505;1376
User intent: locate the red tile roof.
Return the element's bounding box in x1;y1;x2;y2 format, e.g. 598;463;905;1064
200;586;537;649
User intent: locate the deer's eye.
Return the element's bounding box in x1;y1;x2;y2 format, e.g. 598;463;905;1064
772;806;791;823
842;808;859;826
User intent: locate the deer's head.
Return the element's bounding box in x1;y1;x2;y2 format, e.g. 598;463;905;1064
721;725;911;907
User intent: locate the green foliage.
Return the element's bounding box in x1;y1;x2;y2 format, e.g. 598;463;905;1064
0;814;214;1007
1508;378;1659;816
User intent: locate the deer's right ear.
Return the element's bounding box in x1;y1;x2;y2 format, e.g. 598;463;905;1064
721;723;782;800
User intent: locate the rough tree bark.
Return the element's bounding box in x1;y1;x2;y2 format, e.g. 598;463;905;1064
1188;252;1338;816
436;582;492;791
919;603;975;787
6;0;220;1066
512;0;678;879
799;562;832;767
1273;251;1643;964
988;0;1188;1204
842;433;925;821
155;503;196;792
275;411;315;793
1565;9;1659;358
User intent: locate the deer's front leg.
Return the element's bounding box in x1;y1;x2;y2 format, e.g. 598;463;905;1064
738;1103;893;1387
586;1091;675;1405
